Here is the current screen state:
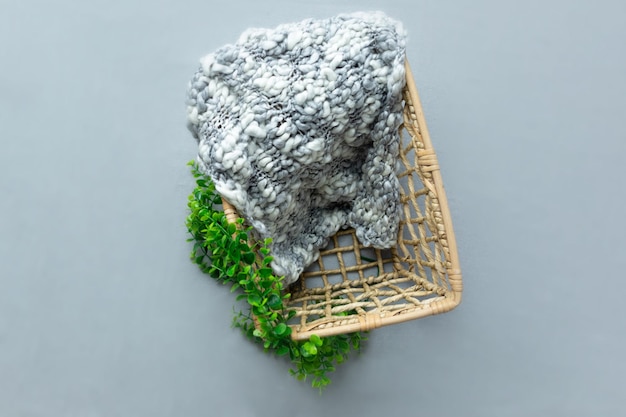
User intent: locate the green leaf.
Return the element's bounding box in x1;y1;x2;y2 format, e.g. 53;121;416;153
276;345;290;356
242;252;256;265
302;360;318;373
254;305;268;315
229;247;241;263
247;294;262;307
258;267;273;279
274;323;288;336
290;346;301;358
337;339;350;353
301;342;318;357
309;334;323;347
267;293;282;310
226;264;237;277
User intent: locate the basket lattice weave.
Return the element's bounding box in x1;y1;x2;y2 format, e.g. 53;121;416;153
223;61;462;341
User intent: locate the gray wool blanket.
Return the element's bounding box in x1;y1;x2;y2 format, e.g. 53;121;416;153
187;11;407;284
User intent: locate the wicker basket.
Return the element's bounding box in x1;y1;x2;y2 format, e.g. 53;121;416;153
223;61;462;341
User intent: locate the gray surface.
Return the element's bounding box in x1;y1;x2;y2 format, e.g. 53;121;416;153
1;0;625;415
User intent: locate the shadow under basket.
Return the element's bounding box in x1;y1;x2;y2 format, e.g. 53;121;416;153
222;61;462;341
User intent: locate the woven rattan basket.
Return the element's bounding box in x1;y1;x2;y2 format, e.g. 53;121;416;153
223;61;462;341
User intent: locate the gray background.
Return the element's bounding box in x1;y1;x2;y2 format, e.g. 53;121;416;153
1;0;625;415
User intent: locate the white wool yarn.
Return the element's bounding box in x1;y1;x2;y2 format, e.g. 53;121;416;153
187;11;407;284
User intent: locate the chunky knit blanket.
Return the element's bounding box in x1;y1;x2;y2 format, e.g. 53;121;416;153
187;12;406;284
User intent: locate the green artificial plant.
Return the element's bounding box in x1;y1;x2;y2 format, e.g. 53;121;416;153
186;162;364;390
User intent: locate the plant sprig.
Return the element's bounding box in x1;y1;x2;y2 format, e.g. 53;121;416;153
186;161;364;391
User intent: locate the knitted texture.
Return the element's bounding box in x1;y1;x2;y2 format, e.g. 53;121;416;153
187;12;406;284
